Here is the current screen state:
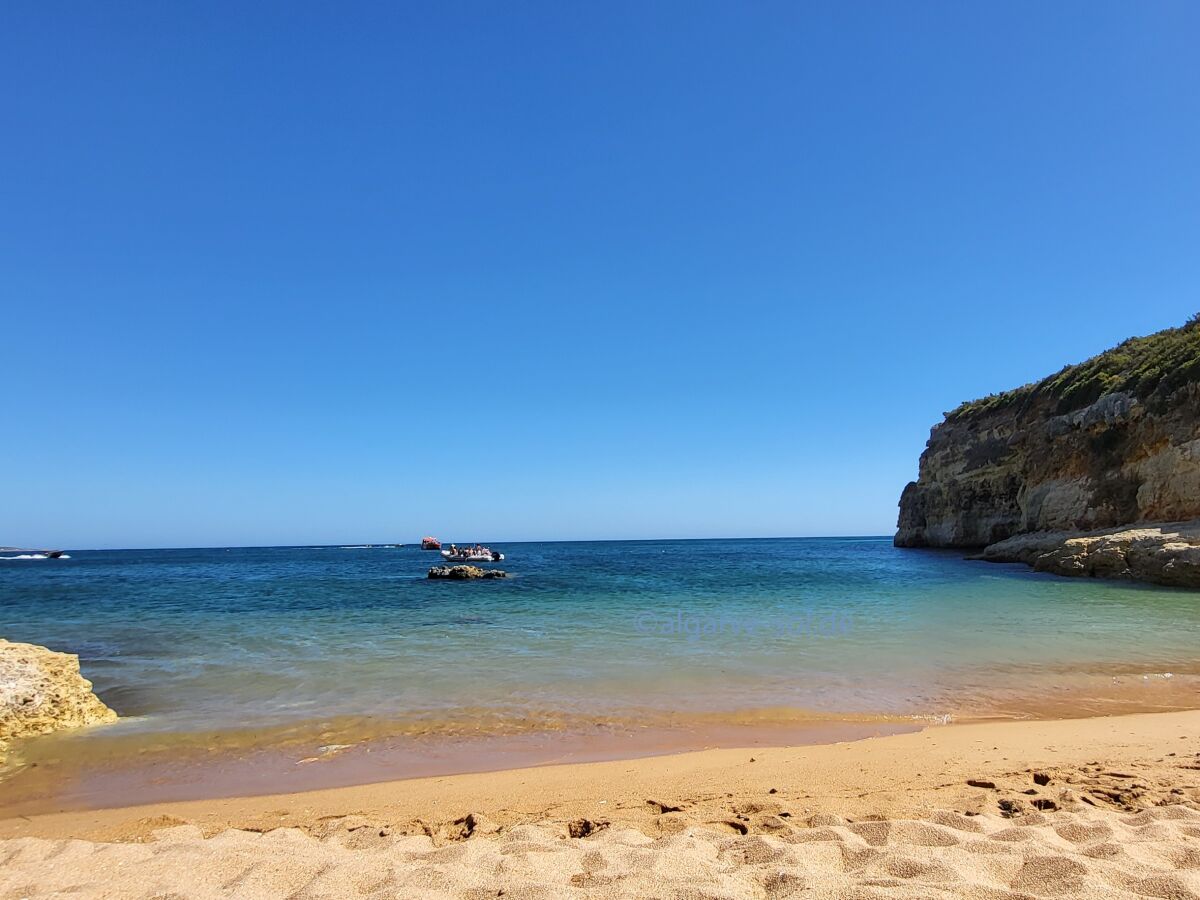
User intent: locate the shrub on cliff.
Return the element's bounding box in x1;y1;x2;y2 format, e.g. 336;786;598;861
947;315;1200;420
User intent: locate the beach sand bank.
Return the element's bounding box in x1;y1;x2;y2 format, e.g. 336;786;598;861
3;711;1200;897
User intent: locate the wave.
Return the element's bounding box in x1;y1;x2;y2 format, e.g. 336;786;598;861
0;553;70;560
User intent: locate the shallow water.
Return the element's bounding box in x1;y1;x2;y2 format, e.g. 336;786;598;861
2;538;1198;810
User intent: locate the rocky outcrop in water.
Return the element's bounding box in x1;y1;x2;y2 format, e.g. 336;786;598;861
976;521;1200;588
0;639;117;767
896;317;1200;586
428;566;508;580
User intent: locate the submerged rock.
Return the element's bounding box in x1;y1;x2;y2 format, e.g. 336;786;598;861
0;639;117;767
427;565;508;580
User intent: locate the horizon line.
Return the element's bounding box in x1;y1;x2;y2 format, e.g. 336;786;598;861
37;534;901;553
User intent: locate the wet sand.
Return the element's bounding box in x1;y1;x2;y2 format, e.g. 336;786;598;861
3;711;1200;898
0;717;919;817
4;667;1198;818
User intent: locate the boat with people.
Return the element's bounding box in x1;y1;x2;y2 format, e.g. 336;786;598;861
421;536;442;550
440;544;504;563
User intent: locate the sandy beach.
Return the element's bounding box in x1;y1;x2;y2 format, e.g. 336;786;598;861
3;710;1200;898
6;0;1197;892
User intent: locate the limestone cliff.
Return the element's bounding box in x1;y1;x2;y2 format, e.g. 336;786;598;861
895;317;1200;581
0;639;117;768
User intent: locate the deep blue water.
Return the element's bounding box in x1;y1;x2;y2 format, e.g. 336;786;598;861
3;539;1200;741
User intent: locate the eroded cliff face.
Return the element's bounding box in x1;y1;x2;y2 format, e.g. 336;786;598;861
896;384;1200;549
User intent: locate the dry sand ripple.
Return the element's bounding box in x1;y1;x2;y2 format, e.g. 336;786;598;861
4;805;1200;899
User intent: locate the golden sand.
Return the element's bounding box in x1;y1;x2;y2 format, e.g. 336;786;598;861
4;711;1200;898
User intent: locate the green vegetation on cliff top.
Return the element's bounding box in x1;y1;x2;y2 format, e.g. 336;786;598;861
948;314;1200;420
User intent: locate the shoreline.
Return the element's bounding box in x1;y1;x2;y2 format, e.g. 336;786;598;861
5;665;1200;819
6;709;1199;840
4;710;1200;897
6;675;1200;819
0;716;925;819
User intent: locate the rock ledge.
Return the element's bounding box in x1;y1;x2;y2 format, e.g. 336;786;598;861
977;520;1200;588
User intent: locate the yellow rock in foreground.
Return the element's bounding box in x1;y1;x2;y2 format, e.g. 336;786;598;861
0;639;117;766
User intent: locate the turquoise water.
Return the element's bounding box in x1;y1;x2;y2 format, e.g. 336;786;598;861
4;538;1200;745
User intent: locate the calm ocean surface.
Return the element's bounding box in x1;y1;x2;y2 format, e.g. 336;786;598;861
3;538;1200;808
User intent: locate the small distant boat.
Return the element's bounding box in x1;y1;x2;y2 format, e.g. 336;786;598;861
0;547;66;559
440;546;504;563
421;537;442;551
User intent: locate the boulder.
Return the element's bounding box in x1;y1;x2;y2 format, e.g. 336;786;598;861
0;639;117;768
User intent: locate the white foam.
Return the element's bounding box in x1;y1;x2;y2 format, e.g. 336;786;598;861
910;712;954;726
0;553;70;560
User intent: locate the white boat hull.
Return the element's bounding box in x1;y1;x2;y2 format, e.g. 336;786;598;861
440;550;504;563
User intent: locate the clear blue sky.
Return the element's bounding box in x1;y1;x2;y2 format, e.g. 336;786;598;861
3;1;1198;548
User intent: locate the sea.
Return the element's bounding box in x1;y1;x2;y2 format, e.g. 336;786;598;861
2;538;1198;812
